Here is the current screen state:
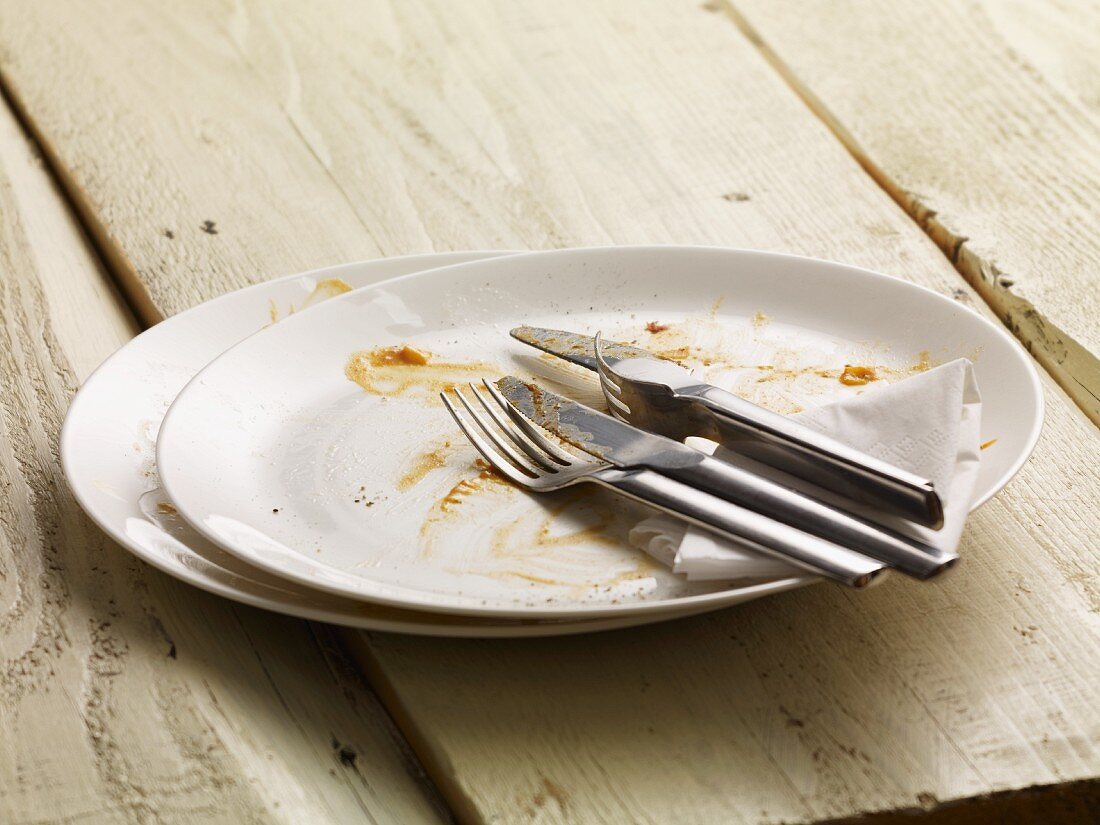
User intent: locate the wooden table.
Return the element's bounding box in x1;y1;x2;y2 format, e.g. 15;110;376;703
1;1;1097;822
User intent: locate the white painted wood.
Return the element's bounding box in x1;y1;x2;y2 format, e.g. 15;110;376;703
724;0;1100;424
0;0;1096;821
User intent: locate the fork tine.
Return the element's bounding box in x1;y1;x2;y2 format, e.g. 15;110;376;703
603;388;632;417
596;367;623;399
594;333;632;417
469;383;563;471
451;386;544;476
482;380;578;464
593;332;621;394
440;391;536;484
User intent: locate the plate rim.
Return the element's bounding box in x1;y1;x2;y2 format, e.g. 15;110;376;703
156;244;1045;618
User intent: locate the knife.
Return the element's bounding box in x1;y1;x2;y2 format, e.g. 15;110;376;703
510;325;944;529
497;376;956;579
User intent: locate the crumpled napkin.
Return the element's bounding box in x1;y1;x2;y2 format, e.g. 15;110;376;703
628;359;982;580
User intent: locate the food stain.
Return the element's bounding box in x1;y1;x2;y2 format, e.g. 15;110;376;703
439;464;513;515
754;366;839;384
302;277;353;307
439;472;506;512
417;462;517;555
345;345;495;401
752;311;770;329
912;350;932;372
981;438;998;450
412;454;659;599
838;365;879;386
469;492;652;591
268;278;353;324
654;346;691;362
645;321;670;334
396;440;456;491
156;501;178;515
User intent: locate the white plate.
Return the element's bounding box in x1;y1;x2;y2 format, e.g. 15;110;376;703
159;246;1043;619
66;251;740;636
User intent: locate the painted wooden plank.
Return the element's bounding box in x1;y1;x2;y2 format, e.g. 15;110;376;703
722;0;1100;424
0;0;1096;821
0;96;447;824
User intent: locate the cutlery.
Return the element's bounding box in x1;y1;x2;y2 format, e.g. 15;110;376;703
511;325;944;528
442;380;884;587
492;376;957;579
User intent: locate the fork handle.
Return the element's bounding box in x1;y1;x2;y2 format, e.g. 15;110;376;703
655;453;956;580
689;384;944;529
594;467;884;588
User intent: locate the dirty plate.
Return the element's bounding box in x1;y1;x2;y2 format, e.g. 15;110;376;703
157;246;1042;619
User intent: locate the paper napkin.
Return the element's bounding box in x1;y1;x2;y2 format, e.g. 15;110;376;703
628;359;983;580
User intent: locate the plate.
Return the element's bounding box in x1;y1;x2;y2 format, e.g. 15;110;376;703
158;246;1043;618
66;251;704;636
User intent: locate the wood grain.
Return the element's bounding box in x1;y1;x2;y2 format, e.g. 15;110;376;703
0;0;1096;822
722;0;1100;424
0;96;446;824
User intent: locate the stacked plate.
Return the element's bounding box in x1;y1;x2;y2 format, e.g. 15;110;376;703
62;247;1042;636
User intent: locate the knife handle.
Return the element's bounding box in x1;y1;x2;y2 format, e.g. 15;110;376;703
690;384;945;529
657;453;957;579
595;467;884;588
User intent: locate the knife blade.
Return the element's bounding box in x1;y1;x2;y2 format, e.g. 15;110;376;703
510;326;944;529
496;376;956;579
510;325;656;371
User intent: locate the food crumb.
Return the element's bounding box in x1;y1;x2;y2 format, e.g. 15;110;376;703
272;508;280;513
645;321;670;334
980;438;998;450
838;365;878;386
156;501;178;515
752;311;769;329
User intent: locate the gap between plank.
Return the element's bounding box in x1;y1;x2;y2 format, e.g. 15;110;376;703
0;67;460;825
340;632;485;825
716;1;1100;428
0;69;162;330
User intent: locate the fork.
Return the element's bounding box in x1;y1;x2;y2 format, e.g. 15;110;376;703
441;380;885;588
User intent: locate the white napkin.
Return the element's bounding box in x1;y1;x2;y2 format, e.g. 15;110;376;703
628;359;983;580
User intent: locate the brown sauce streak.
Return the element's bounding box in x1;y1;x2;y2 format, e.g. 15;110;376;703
346;346;495;400
418;465;656;593
269;278;352;325
477;494;638;588
397;440;454;491
417;463;516;556
437;467;513;514
302;277;353;307
654;346;691;362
